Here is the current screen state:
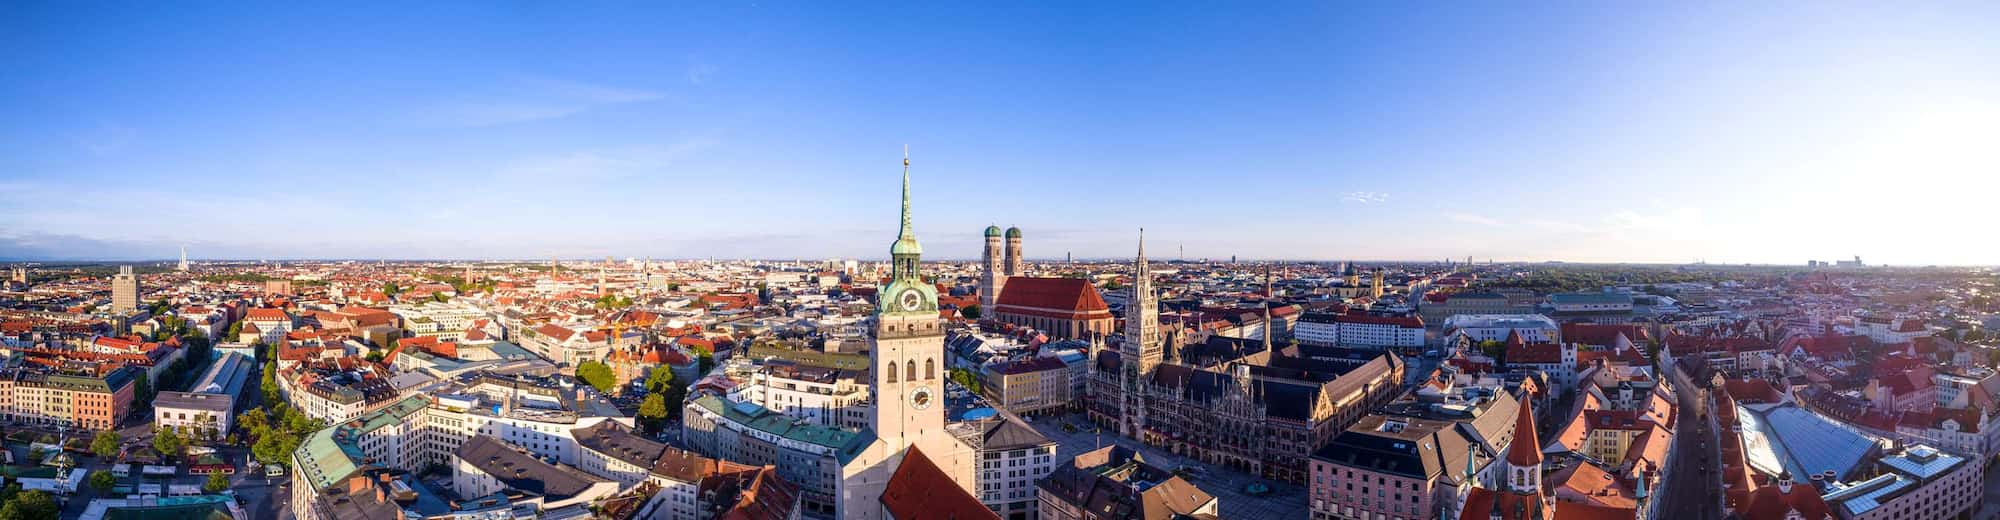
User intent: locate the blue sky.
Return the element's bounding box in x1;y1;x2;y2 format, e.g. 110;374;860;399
4;3;1997;264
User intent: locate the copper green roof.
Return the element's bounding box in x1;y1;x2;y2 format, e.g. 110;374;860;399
691;394;873;463
293;395;429;492
890;158;922;256
985;225;1002;237
353;395;429;433
294;426;365;491
1005;226;1021;239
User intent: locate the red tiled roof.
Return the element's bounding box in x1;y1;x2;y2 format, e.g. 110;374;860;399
1560;323;1648;346
1895;319;1927;332
1550;392;1600;453
1581;409;1652;431
536;324;575;342
1900;406;1984;434
1723;379;1782;404
1460;487;1552;520
1552;502;1637;520
246;308;289;322
994;277;1109;314
1551;462;1634;508
880;447;997;520
1741;482;1833;520
1509;395;1542;466
1510;343;1567;365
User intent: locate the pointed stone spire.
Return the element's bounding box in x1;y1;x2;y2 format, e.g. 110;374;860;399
1262;265;1273;353
1122;228;1163;377
890;146;922;261
899;153;912;233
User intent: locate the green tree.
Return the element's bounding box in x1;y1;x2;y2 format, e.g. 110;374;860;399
238;407;268;435
261;360;281;403
575;361;616;393
595;294;632;309
432;293;451;303
960;304;982;320
153;428;185;459
251;431;294;464
688;345;717;375
663;380;690;421
644;367;674;394
0;490;58;520
204;471;230;493
88;470;117;494
282;409;321;433
382;282;401;296
132;371;153;405
638;393;669;433
948;368;983;394
91;431;121;459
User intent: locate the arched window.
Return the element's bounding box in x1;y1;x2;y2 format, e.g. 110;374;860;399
926;359;936;380
886;365;897;383
906;360;917;382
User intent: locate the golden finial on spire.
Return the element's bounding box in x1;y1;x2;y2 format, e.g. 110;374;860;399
903;144;909;167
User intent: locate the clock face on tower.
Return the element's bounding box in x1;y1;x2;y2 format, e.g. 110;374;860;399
910;386;934;410
900;288;923;312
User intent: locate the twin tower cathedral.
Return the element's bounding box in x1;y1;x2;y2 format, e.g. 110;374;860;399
978;225;1024;311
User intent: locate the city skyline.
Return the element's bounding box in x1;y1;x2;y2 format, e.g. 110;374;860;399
5;3;1998;264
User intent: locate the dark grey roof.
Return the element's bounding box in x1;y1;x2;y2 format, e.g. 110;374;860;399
1375;388;1520;453
1261;381;1318;421
980;414;1053;451
1130;347;1402;423
319;482;403;520
575;421;667;469
455;435;608;499
1313;416;1478;483
155;391;233;413
1037;446;1214;520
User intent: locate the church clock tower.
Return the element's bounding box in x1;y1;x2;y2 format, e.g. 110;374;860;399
872;150;945;451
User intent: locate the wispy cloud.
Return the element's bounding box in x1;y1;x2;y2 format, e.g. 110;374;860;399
1446;212;1504;227
413;78;668;128
1341;191;1390;204
498;138;719;183
1522;218;1593;233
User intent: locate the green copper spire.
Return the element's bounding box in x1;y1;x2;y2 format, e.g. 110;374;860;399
890;148;922;257
880;147;939;317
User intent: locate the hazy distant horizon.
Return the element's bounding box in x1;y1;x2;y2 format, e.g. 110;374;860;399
3;254;1982;269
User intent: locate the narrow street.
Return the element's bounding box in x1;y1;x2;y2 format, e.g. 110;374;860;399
1658;376;1721;520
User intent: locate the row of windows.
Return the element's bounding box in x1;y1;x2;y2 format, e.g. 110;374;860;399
884;358;938;383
